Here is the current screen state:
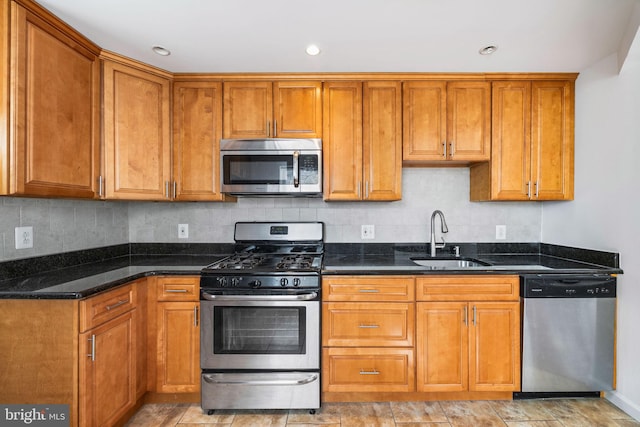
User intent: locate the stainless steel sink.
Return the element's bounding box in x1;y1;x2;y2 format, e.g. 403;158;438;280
410;257;490;269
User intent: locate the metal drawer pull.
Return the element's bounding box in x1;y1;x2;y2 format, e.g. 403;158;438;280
106;299;129;311
87;335;96;361
463;306;468;326
359;369;380;375
203;373;317;386
358;289;380;293
165;289;188;293
358;324;379;329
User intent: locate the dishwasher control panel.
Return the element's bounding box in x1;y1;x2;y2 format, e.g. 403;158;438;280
521;275;616;298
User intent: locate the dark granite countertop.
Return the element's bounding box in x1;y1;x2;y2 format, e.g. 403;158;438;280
0;242;622;300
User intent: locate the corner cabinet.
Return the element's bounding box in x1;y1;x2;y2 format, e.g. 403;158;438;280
1;1;100;198
403;81;490;164
102;55;172;200
323;81;402;201
470;79;575;201
415;276;521;393
173;80;229;201
222;80;322;139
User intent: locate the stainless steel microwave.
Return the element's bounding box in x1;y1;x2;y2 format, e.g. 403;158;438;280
220;138;322;196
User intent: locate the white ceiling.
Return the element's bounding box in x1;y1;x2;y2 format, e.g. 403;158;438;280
37;0;640;74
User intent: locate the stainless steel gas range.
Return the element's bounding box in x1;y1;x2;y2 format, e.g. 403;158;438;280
199;222;323;414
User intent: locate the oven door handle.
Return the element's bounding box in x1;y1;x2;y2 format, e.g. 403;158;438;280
201;291;318;301
202;373;318;386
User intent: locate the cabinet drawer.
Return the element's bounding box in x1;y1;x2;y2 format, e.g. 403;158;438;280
80;284;136;332
156;276;200;301
323;302;414;347
416;276;519;301
323;276;414;302
322;347;414;392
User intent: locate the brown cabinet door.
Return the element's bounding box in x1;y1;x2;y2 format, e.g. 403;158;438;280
223;81;273;138
447;81;490;161
156;302;200;393
79;310;136;427
489;81;532;200
363;81;402;200
416;302;468;392
322;81;363;200
173;81;225;201
274;81;322;138
102;60;171;200
469;302;521;392
7;4;100;198
531;80;574;200
403;81;447;161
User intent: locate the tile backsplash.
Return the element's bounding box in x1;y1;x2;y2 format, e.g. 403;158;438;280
1;168;542;261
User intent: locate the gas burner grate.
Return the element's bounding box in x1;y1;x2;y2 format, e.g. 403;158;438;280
276;255;315;271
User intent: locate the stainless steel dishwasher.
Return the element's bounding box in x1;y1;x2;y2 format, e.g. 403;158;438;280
520;274;616;394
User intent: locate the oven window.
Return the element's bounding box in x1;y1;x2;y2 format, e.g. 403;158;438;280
223;155;293;185
213;306;306;354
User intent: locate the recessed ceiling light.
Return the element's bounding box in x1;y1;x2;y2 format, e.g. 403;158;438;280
152;45;171;56
479;45;498;55
305;44;321;56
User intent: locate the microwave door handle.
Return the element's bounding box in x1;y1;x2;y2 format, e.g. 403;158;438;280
293;151;300;187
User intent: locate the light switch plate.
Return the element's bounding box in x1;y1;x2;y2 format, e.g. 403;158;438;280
15;226;33;249
361;225;375;240
496;225;507;240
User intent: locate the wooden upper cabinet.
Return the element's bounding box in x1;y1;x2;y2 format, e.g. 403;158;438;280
470;80;574;201
403;81;490;163
223;80;322;139
173;80;227;201
323;81;402;201
2;2;100;198
102;57;172;200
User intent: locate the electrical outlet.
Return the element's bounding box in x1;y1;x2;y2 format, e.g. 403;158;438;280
178;224;189;239
15;226;34;249
361;225;375;240
496;225;507;240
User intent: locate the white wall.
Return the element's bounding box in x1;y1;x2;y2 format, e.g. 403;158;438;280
542;53;640;419
128;168;542;244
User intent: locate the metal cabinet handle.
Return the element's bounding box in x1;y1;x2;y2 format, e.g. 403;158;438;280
88;334;96;361
527;181;532;199
98;175;104;197
165;289;188;293
442;141;447;158
450;141;455;157
359;369;380;375
358;289;380;293
365;181;369;199
463;305;468;326
194;305;199;327
535;180;539;198
358;324;379;329
472;306;477;325
106;299;129;311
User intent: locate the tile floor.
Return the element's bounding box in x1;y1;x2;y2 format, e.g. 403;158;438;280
125;398;640;426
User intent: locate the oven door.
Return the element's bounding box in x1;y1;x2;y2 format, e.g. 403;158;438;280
200;292;320;370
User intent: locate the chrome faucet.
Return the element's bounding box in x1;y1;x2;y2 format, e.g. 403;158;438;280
430;210;449;257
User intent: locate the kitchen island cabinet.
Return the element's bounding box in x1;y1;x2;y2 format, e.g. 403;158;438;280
403;81;490;164
470;79;575;201
323;81;402;201
222;80;322;139
1;0;100;198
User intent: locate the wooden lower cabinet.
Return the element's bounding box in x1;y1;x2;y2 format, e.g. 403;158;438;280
79;310;137;427
416;301;521;392
322;347;414;392
152;276;201;394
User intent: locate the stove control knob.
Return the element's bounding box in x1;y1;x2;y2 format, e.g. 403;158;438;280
293;278;301;287
230;277;240;287
217;277;227;287
280;278;288;287
249;280;262;289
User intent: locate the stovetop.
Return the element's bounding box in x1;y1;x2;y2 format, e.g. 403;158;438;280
202;252;323;273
